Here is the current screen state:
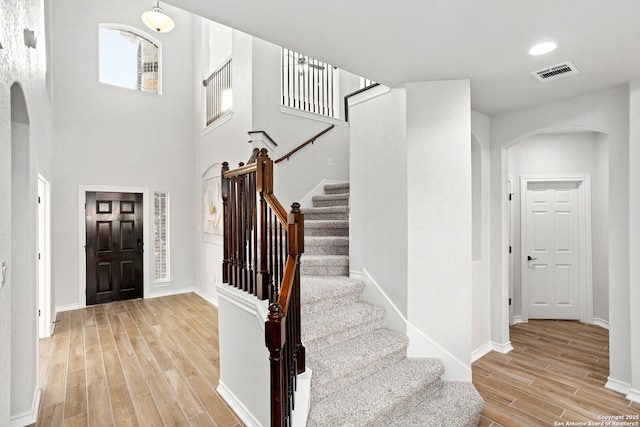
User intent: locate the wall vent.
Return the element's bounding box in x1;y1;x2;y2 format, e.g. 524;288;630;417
532;61;579;82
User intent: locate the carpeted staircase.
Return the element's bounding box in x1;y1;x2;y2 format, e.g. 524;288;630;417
300;183;483;427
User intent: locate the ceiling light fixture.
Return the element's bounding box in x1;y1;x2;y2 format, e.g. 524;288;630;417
529;42;557;56
141;0;175;33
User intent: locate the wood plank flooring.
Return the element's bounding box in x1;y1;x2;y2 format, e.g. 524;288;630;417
473;320;640;427
35;297;640;427
33;293;245;427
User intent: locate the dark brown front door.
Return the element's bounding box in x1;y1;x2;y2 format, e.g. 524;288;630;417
86;192;143;305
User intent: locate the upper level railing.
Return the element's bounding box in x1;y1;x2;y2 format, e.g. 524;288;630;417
281;48;338;119
343;82;380;122
221;149;305;427
203;57;232;126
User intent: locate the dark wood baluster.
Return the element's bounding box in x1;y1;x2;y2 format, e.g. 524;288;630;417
229;176;236;287
266;303;284;427
247;173;254;294
258;196;268;299
291;203;305;373
221;162;230;283
268;209;274;302
233;176;240;287
237;164;245;291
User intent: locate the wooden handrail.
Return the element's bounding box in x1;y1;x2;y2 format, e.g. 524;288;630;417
274;124;335;163
343;83;380;122
222;148;305;427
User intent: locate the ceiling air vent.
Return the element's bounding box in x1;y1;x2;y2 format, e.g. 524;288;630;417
532;61;579;82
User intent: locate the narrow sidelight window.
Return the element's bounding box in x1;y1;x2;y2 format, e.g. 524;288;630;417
154;191;170;281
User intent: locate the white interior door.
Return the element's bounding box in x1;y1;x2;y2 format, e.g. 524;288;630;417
524;181;580;319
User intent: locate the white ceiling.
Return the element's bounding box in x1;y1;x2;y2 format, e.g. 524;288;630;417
165;0;640;116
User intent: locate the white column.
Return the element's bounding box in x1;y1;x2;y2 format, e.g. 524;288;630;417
627;81;640;403
405;80;472;380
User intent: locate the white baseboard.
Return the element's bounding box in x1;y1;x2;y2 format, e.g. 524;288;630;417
512;315;525;325
627;388;640;403
55;303;81;313
193;287;219;307
146;285;197;299
593;317;609;329
356;268;472;382
471;342;493;362
217;380;263;427
491;340;514;354
10;389;41;427
55;287;213;321
606;377;631;395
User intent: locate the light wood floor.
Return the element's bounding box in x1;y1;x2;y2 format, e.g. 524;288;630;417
473;320;640;427
33;293;245;427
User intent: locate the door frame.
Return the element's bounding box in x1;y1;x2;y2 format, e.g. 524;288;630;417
78;186;150;308
38;173;52;337
519;174;593;324
508;176;515;324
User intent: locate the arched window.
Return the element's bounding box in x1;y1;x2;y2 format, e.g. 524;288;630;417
99;24;161;94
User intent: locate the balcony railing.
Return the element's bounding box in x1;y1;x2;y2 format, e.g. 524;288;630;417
281;48;338;119
203;57;232;126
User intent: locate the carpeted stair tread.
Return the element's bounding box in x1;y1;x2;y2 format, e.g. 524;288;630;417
302;206;350;220
307;358;445;427
389;381;484;427
307;328;410;400
301;276;365;313
312;193;350;207
301;255;349;266
300;181;483;426
305;236;349;255
302;302;386;352
301;255;349;276
305;220;349;236
324;183;350;195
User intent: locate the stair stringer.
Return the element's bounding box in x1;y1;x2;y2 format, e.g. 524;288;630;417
351;268;472;381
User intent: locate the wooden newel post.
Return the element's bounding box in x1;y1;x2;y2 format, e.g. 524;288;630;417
266;302;285;427
221;162;230;283
288;203;306;374
256;149;271;300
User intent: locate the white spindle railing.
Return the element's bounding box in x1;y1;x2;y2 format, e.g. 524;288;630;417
203;57;232;126
281;48;339;119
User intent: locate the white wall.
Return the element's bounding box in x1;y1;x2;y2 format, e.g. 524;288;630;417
507;132;609;323
349;81;473;379
251;38;358;207
405;81;472;378
1;0;55;422
192;24;362;301
193;21;254;302
350;88;408;316
471;110;492;359
628;81;640;402
51;0;195;308
491;85;634;394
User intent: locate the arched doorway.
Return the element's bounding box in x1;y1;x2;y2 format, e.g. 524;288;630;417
10;82;40;423
505;129;608;325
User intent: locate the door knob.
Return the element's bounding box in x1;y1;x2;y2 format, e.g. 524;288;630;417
527;255;538;261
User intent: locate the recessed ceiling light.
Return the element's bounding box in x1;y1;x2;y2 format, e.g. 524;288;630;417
529;42;557;56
